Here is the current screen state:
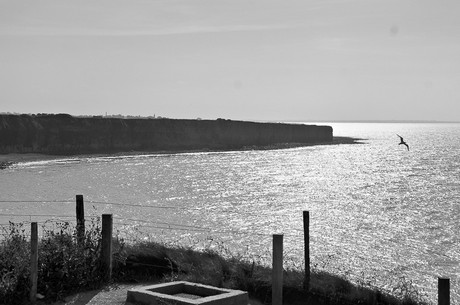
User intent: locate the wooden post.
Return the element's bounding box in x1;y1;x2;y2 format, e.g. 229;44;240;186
303;211;310;291
30;222;38;304
272;234;283;305
101;214;113;281
438;277;450;305
76;195;85;244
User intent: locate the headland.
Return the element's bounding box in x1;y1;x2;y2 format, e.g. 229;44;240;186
0;114;333;156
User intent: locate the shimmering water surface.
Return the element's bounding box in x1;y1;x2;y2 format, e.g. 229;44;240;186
1;122;460;303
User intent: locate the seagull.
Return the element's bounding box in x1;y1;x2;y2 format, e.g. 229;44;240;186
397;134;409;151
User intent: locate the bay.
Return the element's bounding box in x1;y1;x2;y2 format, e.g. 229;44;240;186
1;122;459;304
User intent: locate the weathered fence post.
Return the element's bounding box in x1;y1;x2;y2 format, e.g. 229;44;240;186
30;222;38;304
76;195;85;244
101;214;113;281
303;211;310;291
438;277;450;305
272;234;283;305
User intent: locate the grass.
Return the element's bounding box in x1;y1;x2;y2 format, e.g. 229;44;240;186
0;220;429;305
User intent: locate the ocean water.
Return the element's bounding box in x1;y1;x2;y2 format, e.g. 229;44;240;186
1;122;460;303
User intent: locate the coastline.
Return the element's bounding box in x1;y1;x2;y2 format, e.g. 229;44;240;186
0;136;363;168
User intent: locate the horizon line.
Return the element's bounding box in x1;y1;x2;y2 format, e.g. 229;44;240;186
1;113;459;124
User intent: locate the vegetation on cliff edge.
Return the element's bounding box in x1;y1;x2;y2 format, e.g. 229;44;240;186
0;220;428;305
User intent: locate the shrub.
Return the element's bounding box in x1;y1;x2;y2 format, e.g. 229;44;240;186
0;219;105;304
0;223;30;304
37;220;104;300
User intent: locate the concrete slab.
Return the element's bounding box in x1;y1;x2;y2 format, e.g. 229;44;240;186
127;281;248;305
67;283;261;305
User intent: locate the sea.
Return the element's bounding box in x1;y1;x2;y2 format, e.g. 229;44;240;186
1;122;459;304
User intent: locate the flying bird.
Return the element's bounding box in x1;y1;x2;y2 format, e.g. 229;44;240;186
397;134;409;151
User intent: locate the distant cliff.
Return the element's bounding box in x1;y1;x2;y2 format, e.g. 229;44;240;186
0;114;333;155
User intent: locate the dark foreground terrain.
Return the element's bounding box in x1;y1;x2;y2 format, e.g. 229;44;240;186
1;221;426;305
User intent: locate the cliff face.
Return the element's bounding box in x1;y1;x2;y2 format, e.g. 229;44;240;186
0;114;333;155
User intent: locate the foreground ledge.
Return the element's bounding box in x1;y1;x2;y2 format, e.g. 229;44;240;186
126;281;248;305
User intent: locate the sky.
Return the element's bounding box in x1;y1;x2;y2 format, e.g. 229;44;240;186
1;0;460;122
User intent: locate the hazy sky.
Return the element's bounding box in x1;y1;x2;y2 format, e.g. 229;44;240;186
1;0;460;121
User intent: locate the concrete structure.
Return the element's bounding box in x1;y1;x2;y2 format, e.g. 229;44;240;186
126;281;248;305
